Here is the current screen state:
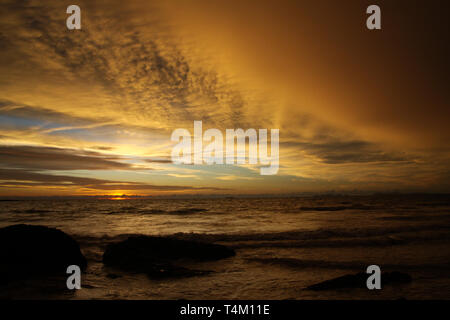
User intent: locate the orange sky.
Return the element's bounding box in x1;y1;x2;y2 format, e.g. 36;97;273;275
0;0;449;196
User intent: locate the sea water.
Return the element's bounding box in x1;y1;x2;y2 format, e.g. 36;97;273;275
0;194;449;299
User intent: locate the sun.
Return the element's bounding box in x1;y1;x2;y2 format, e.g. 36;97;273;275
108;192;129;200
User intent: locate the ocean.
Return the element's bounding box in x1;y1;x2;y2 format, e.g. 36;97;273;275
1;194;449;299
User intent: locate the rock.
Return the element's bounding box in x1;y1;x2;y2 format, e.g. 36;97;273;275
103;235;235;278
307;271;412;291
103;235;235;264
0;224;87;282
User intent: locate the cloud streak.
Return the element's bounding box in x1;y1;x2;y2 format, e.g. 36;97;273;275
0;168;223;192
0;145;131;171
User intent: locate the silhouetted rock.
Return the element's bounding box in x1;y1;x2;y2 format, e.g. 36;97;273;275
103;235;235;278
383;271;412;283
0;224;87;283
307;271;412;290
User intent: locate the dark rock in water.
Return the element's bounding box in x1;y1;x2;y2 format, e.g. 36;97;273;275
384;271;412;283
307;271;412;291
103;235;235;278
103;235;235;263
0;224;87;282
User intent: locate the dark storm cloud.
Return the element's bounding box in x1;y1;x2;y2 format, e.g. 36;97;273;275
171;0;450;145
283;140;412;164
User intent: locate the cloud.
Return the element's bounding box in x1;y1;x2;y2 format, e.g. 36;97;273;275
283;140;412;164
0;0;449;194
91;146;115;151
216;175;262;181
0;145;131;171
0;0;258;131
0;99;109;126
145;158;172;164
162;0;450;147
166;173;200;179
0;168;222;192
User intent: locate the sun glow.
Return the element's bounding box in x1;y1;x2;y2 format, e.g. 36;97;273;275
107;193;129;200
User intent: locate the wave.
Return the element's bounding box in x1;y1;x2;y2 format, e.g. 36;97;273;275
377;214;450;222
136;209;166;215
167;208;208;215
11;209;53;214
72;224;450;249
119;206;139;211
298;205;377;212
169;224;450;242
247;257;450;271
105;207;209;215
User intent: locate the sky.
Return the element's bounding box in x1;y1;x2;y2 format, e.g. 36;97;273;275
0;0;449;197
